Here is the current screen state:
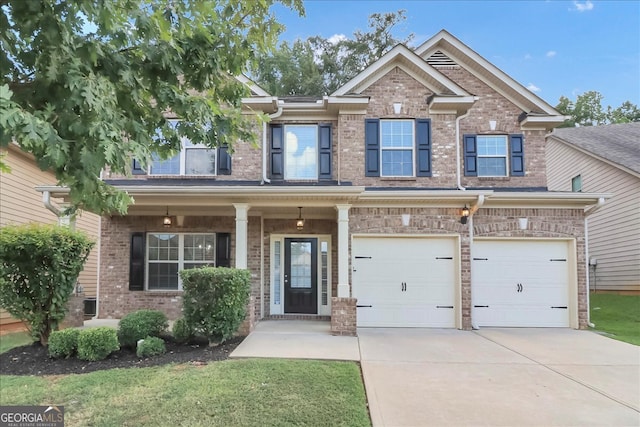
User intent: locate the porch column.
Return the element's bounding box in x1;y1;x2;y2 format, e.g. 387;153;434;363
233;203;249;269
336;204;351;298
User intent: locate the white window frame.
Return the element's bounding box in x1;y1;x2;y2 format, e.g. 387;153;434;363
476;135;509;177
146;233;216;291
284;124;318;181
380;119;415;177
149;120;218;176
572;174;582;192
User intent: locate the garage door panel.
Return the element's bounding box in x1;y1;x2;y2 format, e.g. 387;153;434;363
353;237;457;328
473;240;570;328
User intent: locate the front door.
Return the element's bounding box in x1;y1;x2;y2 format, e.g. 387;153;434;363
284;238;318;314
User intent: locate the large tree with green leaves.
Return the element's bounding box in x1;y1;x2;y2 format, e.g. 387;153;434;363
0;0;303;214
556;91;640;127
251;10;413;96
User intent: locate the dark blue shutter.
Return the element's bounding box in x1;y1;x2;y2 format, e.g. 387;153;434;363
365;119;380;177
132;159;146;175
270;125;284;180
463;134;478;176
216;233;231;267
318;124;332;180
509;134;525;176
129;232;145;291
415;118;432;177
217;145;232;175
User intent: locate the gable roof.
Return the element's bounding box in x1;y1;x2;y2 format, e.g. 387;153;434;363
332;44;470;97
415;29;561;117
549;123;640;175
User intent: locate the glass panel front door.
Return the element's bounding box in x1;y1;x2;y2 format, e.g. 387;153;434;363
284;238;317;314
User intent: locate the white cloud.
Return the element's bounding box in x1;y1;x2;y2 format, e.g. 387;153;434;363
572;1;594;12
546;50;557;58
527;83;541;93
327;34;347;45
524;53;532;60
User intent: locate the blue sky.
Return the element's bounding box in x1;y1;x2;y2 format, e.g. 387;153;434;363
271;0;640;108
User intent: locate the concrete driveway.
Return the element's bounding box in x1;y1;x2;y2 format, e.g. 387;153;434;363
359;328;640;427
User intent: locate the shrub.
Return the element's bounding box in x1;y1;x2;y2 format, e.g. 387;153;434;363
180;267;250;344
118;309;168;348
136;336;166;358
77;327;120;361
48;328;80;358
172;317;194;344
0;224;94;345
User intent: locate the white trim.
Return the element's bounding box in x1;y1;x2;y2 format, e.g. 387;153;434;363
235;74;271;97
379;119;415;177
476;135;509;178
269;234;332;316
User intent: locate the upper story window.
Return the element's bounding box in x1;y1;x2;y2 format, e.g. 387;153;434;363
381;120;414;177
464;134;524;177
270;124;332;181
132;120;231;176
572;174;582;192
365;118;432;178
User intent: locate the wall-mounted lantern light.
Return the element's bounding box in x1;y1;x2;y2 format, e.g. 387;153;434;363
163;207;172;228
460;205;470;224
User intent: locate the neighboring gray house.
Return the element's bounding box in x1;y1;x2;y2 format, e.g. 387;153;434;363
547;123;640;293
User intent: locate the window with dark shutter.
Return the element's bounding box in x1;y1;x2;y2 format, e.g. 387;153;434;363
216;233;232;267
132;159;146;175
365;119;381;177
509;134;525;176
318;124;332;180
463;134;478;176
129;232;146;291
270;125;284;180
415;118;432;177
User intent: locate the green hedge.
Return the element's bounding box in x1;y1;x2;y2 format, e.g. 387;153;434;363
172;318;194;344
180;267;250;344
77;327;120;361
136;336;166;358
0;224;94;345
48;328;80;358
118;309;168;348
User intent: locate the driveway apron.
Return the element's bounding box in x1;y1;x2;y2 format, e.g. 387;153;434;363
358;328;640;427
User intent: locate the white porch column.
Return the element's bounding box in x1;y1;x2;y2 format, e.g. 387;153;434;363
233;203;250;269
336;204;351;298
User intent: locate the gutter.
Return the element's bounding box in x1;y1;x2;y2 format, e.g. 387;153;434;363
262;106;283;185
584;197;606;328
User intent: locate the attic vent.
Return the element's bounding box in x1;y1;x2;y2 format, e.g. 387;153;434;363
426;51;458;67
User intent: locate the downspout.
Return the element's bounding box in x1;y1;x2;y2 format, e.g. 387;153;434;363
260;213;265;320
42;190;63;218
469;194;485;330
584;197;606;328
261;106;284;185
455;106;474;191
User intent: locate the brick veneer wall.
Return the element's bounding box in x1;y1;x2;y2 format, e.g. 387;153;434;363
331;297;357;336
349;206;588;329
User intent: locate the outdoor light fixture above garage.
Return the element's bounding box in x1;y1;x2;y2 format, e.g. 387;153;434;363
460;205;470;224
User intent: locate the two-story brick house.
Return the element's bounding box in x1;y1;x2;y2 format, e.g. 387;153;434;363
41;30;607;335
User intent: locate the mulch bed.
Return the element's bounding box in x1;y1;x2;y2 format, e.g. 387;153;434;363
0;335;244;376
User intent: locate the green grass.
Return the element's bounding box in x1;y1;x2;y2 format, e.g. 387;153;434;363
0;358;371;427
0;331;34;353
590;293;640;346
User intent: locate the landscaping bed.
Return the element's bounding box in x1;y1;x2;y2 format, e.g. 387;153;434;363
0;335;243;376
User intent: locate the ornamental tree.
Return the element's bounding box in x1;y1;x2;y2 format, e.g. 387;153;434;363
0;224;94;346
0;0;303;214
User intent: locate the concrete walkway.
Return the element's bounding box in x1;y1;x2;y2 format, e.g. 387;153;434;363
230;320;360;361
231;323;640;427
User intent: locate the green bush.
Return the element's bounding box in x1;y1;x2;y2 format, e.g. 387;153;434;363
0;224;94;345
172;317;194;344
48;328;80;358
136;336;166;358
118;309;168;348
77;327;120;361
180;267;250;344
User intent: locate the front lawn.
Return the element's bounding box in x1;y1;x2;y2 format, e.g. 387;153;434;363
0;358;371;427
0;331;33;354
590;293;640;345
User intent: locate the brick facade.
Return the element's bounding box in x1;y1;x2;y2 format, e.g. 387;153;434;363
331;297;357;336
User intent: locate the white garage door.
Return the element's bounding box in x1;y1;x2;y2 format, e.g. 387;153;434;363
352;236;457;328
473;240;570;327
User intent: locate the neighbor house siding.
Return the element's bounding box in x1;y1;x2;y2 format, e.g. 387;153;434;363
0;145;100;327
547;138;640;291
